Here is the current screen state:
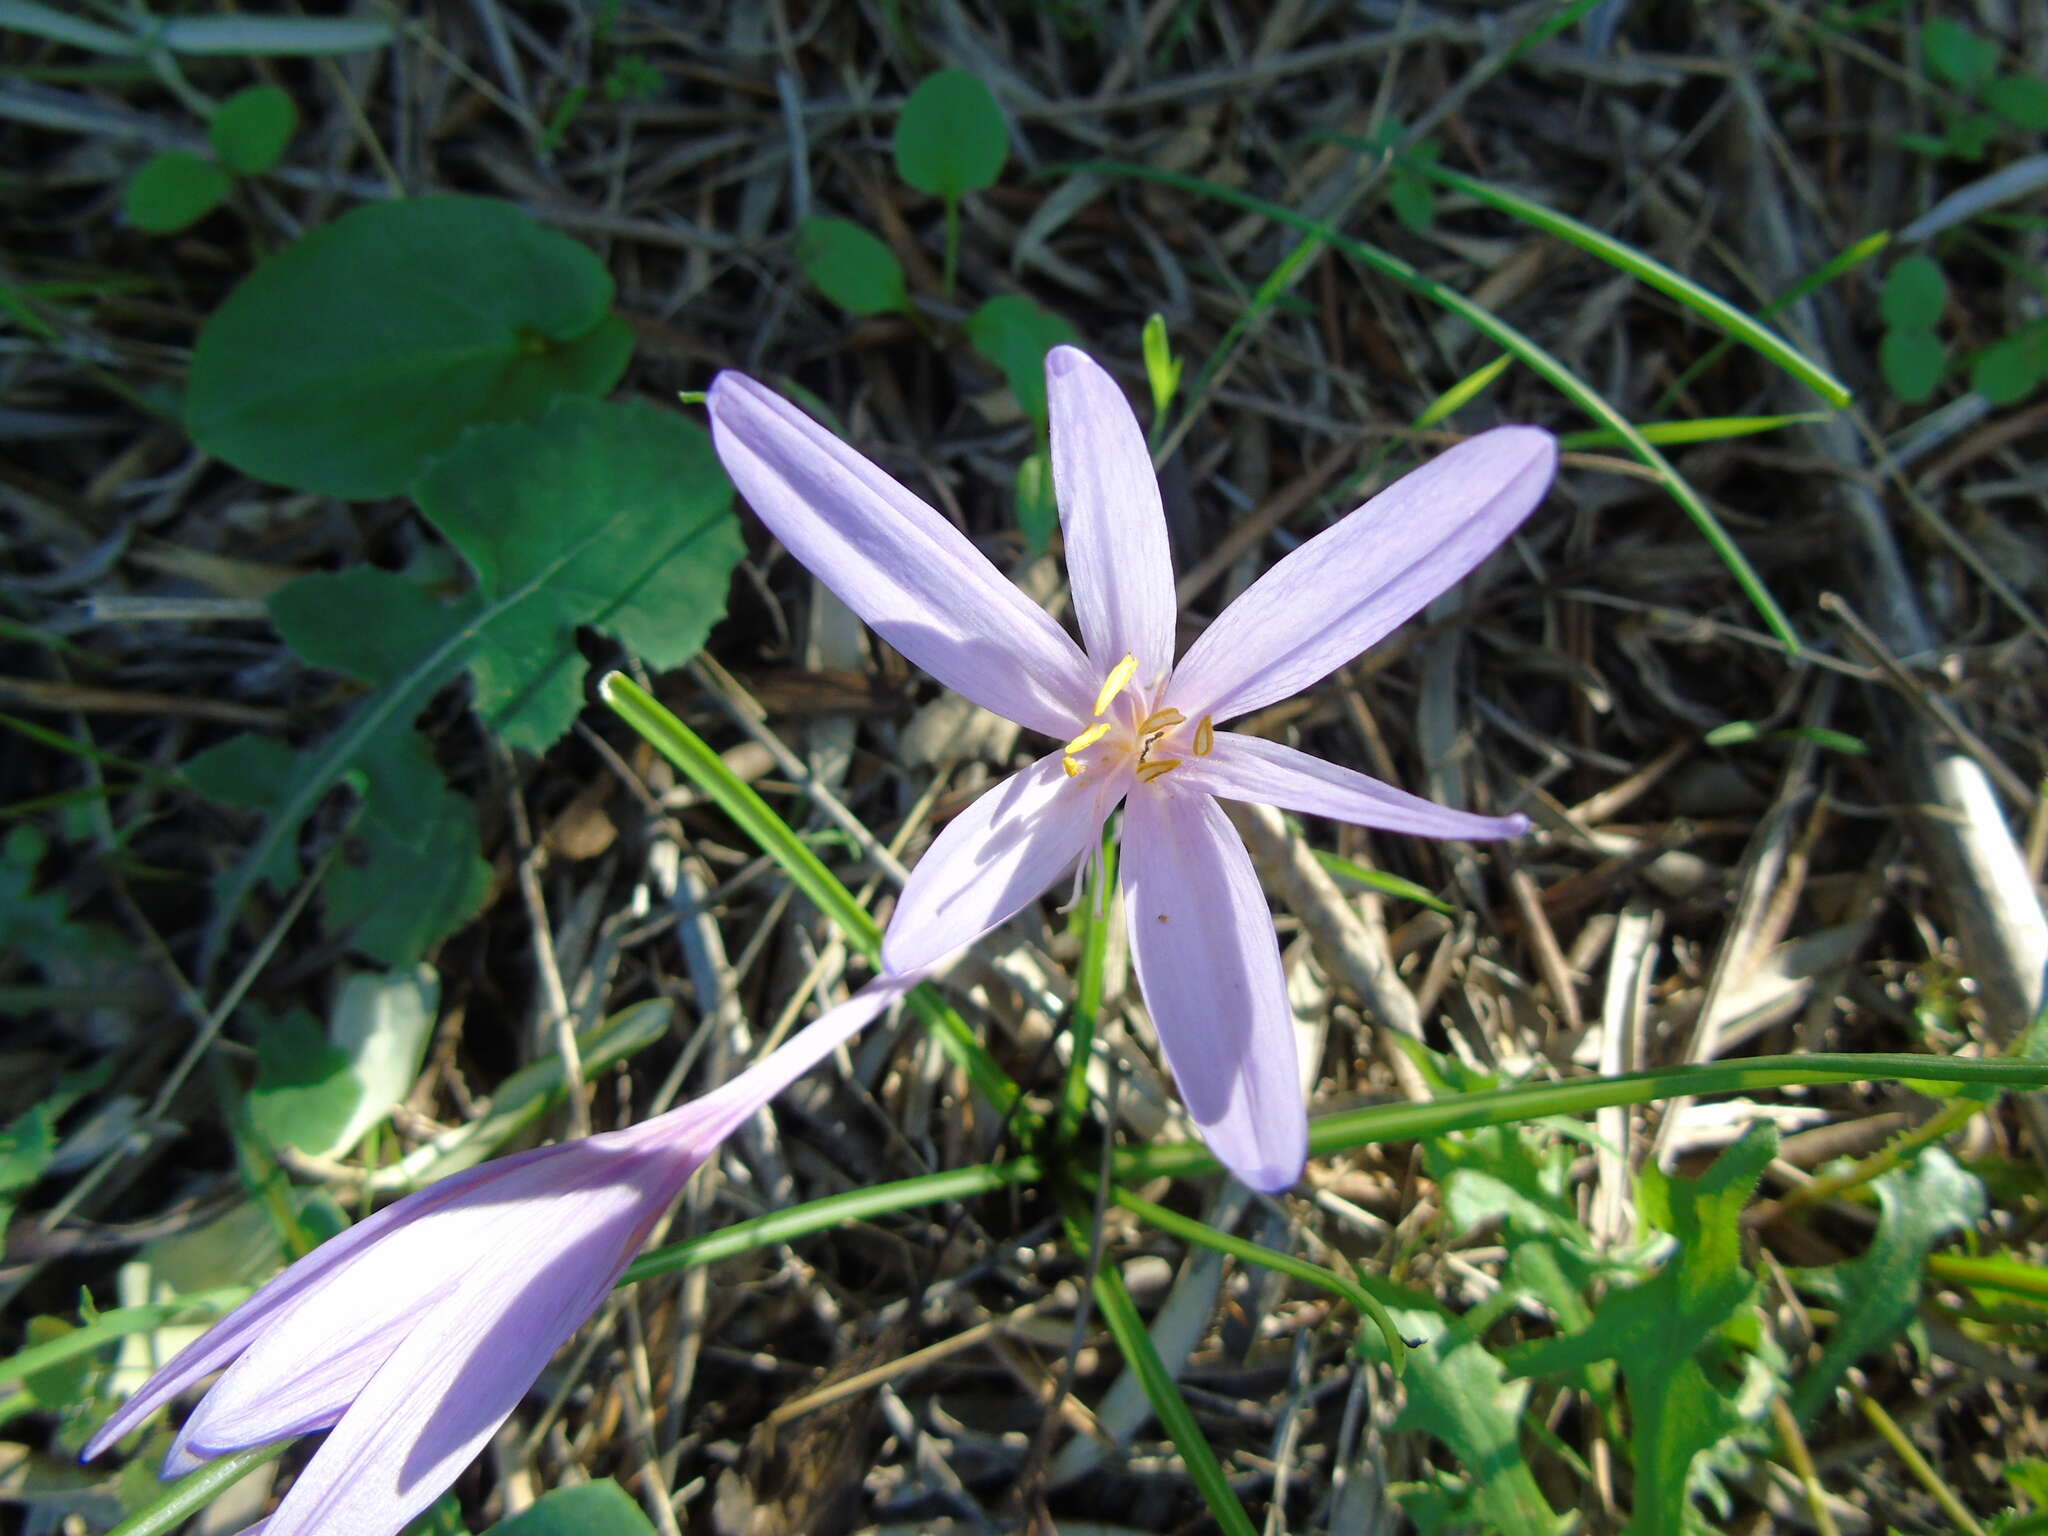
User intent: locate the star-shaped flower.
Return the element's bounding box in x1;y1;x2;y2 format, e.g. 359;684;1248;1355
709;347;1555;1190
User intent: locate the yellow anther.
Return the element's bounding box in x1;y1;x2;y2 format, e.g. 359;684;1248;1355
1062;756;1085;778
1135;757;1182;784
1064;722;1111;754
1092;654;1138;717
1137;707;1186;735
1193;715;1214;756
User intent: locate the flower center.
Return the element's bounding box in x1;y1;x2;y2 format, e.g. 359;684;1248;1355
1062;654;1212;783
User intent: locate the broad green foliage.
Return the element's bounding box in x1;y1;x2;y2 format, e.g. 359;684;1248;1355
481;1479;657;1536
248;969;438;1159
893;69;1008;198
1515;1125;1778;1536
188;398;740;966
0;1103;57;1249
1879;256;1950;402
1894;18;2043;159
123;151;232;233
795;216;908;316
209;84;297;174
1014;448;1057;553
1789;1148;1986;1425
188;197;633;498
965;294;1079;426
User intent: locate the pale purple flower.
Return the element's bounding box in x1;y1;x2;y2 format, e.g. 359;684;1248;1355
84;973;915;1536
709;347;1556;1192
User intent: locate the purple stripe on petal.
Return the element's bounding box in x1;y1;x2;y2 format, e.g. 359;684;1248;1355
1121;787;1306;1193
708;372;1095;739
881;752;1119;974
1170;427;1557;725
1176;733;1530;840
1046;348;1177;679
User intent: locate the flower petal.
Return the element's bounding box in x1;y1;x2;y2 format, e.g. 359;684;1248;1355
881;752;1119;974
1046;347;1176;679
1121;786;1306;1192
1169;427;1557;724
1175;732;1529;839
251;1176;671;1536
709;372;1095;738
81;1149;557;1463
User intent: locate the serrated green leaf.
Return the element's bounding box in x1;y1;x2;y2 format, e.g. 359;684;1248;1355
1789;1148;1985;1425
188;197;630;498
964;294;1078;426
208;85;296;174
1512;1124;1778;1536
123;151;231;234
1986;74;2048;131
1921;18;1998;90
794;216;908;316
893;69;1008;198
480;1479;654;1536
247;1007;360;1155
1880;256;1947;329
321;731;489;966
1882;325;1948;401
410;396;745;750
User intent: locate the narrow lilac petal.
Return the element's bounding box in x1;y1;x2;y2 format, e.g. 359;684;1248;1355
81;1147;561;1462
1046;347;1176;678
254;1178;673;1536
1170;427;1558;724
881;752;1120;974
1120;787;1307;1192
1176;732;1529;840
709;372;1094;739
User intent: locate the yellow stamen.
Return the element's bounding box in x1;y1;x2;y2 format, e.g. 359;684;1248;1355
1092;653;1138;717
1064;722;1111;754
1137;707;1186;735
1193;716;1214;756
1135;757;1181;784
1062;756;1085;778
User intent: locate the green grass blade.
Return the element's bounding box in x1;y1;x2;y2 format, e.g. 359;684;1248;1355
1559;413;1830;451
1311;848;1454;914
1415;162;1851;408
1414;352;1515;428
1070;160;1804;657
0;1289;250;1390
1112;1051;2048;1182
1059;826;1116;1142
624;1157;1039;1283
599;672;1021;1114
1059;1189;1259;1536
106;1443;291;1536
1106;1182;1407;1373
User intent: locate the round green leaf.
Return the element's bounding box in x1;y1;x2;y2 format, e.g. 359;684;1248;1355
795;216;909;316
124;150;231;233
209;84;298;174
893;69;1009;198
964;294;1077;425
1879;255;1947;330
1881;326;1948;403
1920;18;1997;90
1971;332;2042;405
188;196;630;498
1986;74;2048;132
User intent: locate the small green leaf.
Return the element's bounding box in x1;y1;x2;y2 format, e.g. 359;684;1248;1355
183;734;306;890
893;69;1008;198
209;85;297;174
1973;330;2045;404
248;1008;361;1156
1015;449;1057;554
1921;18;1998;90
794;216;908;316
480;1479;656;1536
123;151;231;234
964;294;1078;426
1880;255;1947;329
188;197;630;499
1140;312;1182;419
1986;74;2048;131
1881;325;1949;402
